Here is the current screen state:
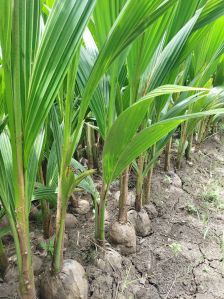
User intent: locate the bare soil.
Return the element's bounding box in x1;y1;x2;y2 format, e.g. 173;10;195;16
1;134;224;299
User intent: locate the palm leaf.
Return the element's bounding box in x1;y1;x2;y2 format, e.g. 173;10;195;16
24;0;96;164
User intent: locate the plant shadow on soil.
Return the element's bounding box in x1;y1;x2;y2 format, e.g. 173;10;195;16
2;134;224;299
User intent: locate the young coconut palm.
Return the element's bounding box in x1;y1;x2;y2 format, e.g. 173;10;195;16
0;0;95;297
175;16;224;167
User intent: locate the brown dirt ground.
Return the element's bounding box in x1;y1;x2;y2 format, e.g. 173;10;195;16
1;134;224;299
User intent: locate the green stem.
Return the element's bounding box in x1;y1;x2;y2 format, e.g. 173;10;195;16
95;183;108;244
198;119;206;143
92;131;98;170
52;54;80;274
52;212;66;274
135;155;144;212
7;216;22;272
118;168;129;223
14;132;35;299
86;123;94;169
52;175;67;274
143;144;156;204
6;1;36;297
143;167;153;205
16;210;35;299
107;66;117;131
203;119;211;140
164;137;172;172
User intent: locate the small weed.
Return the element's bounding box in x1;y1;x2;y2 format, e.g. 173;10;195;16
201;212;209;225
186;203;198;215
200;211;210;239
163;175;172;185
201;185;224;212
202;190;219;203
40;237;55;256
169;242;182;256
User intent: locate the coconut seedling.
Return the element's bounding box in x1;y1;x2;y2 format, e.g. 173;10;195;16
122;4;207;234
97;85;224;252
123;9;175;238
175;16;224;168
40;95;97;298
0;0;96;297
85;0;138;252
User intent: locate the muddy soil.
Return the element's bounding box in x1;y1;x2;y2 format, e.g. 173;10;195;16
1;134;224;299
